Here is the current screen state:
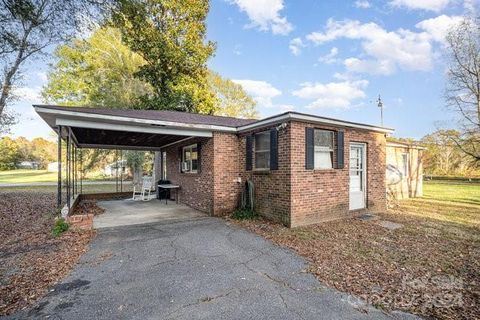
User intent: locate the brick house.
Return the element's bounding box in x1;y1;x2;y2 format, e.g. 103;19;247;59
35;105;394;227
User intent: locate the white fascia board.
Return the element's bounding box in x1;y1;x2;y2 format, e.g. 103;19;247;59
36;106;236;133
56;118;213;137
237;112;395;134
386;142;426;150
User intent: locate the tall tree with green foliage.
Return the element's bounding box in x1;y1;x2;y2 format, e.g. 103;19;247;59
207;71;258;119
0;136;19;170
111;0;216;113
43;27;153;108
0;0;105;132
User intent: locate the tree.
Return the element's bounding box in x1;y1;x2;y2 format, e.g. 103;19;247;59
31;137;56;167
15;136;32;160
207;71;258;119
111;0;216;113
444;16;480;161
421;130;479;176
43;27;153;107
0;136;19;170
0;0;96;116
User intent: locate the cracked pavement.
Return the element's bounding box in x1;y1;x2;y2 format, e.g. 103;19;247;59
8;217;418;320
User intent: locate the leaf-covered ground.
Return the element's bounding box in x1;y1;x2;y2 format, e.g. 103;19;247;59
0;192;95;316
232;200;480;320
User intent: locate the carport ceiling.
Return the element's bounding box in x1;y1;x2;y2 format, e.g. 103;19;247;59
71;127;187;150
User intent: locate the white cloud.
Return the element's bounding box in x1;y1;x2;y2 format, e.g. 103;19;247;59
306;16;462;75
229;0;293;35
13;86;42;103
319;47;339;64
233;79;282;107
389;0;451;12
343;58;396;75
415;15;463;43
289;38;305;56
355;0;371;8
292;80;368;109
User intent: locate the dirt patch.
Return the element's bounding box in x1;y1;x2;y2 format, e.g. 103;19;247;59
0;192;95;316
231;207;480;320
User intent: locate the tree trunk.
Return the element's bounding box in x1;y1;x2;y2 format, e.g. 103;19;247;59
0;27;31;115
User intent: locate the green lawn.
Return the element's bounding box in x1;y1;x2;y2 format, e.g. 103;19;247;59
0;169;121;184
0;183;133;194
0;169;58;184
423;179;480;205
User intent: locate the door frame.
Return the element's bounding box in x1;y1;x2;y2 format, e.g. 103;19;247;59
349;142;367;210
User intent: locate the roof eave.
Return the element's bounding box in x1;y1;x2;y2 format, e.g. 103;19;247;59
34;105;238;133
237;112;395;134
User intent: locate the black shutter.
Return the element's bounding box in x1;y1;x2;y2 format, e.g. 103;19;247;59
305;127;314;170
246;135;253;171
270;128;278;170
336;130;345;169
196;143;201;173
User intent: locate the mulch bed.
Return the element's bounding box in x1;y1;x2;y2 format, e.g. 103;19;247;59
231;211;479;320
72;200;105;216
0;192;95;316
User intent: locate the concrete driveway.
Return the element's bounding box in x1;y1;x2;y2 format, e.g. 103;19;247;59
12;218;417;320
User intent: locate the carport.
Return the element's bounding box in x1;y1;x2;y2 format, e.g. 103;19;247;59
34;104;219;217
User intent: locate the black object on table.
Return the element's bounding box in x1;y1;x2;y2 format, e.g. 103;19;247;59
157;180;171;200
157;183;180;205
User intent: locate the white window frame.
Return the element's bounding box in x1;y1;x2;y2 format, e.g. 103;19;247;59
314;129;334;170
254;131;270;170
181;144;198;174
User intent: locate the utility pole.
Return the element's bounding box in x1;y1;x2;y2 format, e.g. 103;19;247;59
377;95;384;126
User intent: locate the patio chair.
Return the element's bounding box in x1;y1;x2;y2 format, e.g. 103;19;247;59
132;176;154;201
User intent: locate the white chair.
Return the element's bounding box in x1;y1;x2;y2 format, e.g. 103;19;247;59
132;176;154;201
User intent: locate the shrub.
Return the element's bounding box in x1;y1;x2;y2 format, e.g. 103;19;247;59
52;218;69;237
232;208;257;220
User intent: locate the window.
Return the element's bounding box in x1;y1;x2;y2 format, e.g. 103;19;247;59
181;144;198;173
254;131;270;170
314;129;334;169
401;153;409;179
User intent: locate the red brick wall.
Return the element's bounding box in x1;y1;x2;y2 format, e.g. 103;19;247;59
238;124;292;226
162;120;387;227
289;121;387;227
212;132;243;215
163;137;214;214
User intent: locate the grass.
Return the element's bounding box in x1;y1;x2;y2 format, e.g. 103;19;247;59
0;169;124;184
0;183;133;194
423;179;480;205
0;169;59;184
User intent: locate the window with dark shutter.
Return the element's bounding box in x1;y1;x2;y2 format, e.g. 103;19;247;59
270;128;278;170
336;130;345;169
246;135;253;171
305;127;314;169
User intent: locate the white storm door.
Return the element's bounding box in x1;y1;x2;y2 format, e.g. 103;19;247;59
349;143;366;210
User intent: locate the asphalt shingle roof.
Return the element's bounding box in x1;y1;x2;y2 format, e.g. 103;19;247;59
35;105;258;128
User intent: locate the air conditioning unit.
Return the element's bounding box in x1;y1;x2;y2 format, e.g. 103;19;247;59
182;162;190;172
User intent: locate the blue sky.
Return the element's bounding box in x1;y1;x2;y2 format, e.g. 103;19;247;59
8;0;479;140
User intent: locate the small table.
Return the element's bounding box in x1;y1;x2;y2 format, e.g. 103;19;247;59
158;184;180;205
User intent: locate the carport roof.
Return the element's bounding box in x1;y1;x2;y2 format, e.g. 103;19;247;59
35;104;257;128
